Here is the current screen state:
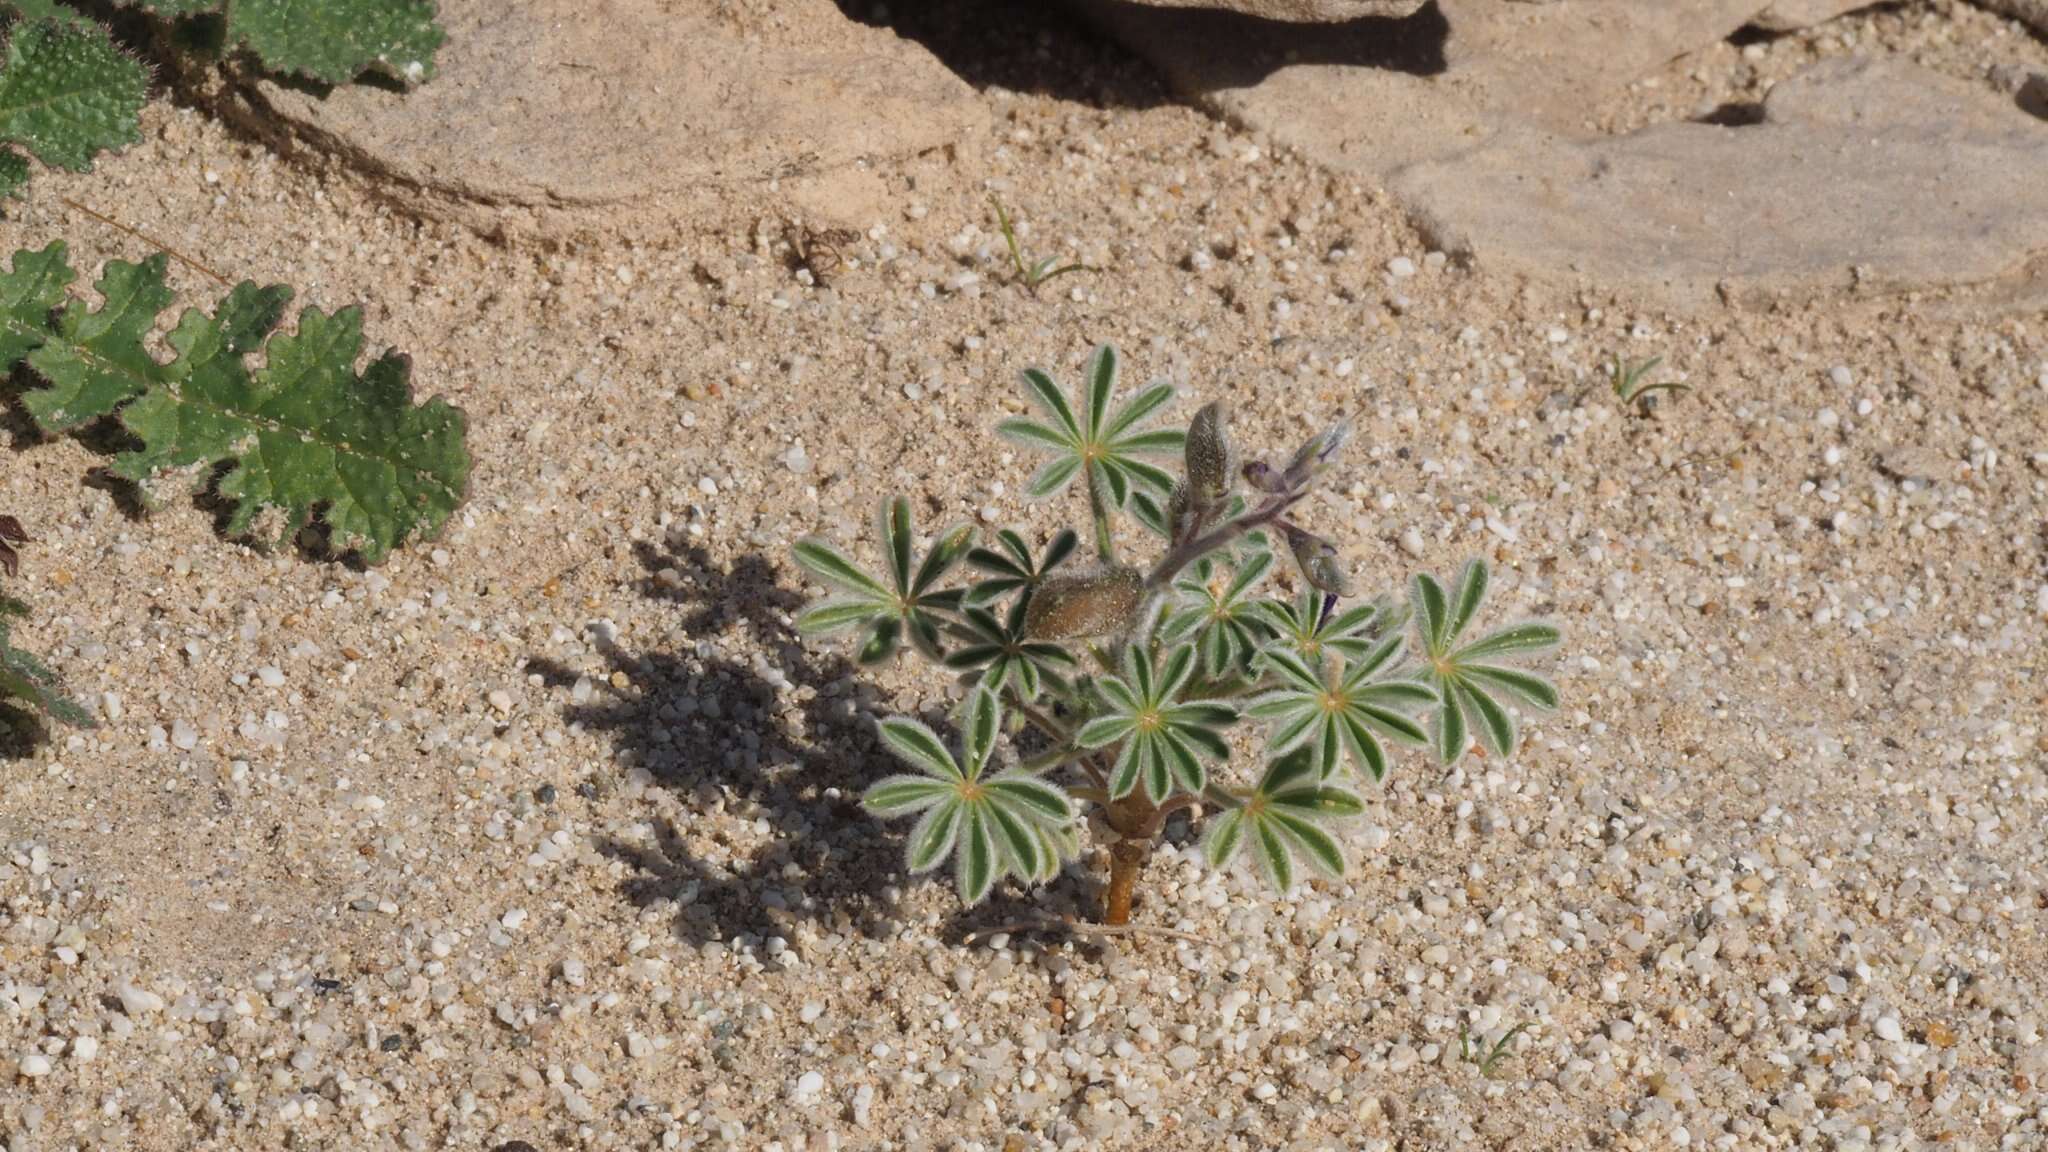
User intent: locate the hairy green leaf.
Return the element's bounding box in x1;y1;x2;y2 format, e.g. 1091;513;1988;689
5;245;469;564
228;0;444;85
0;17;147;186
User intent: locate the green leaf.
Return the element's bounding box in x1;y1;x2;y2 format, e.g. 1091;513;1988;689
1456;621;1562;662
1203;809;1246;870
1269;810;1344;878
1462;663;1559;709
1083;344;1116;439
108;302;468;564
857;617;901;664
791;538;891;600
995;418;1073;453
795;599;887;635
0;149;26;198
882;495;914;595
911;523;975;597
1253;819;1293;891
1103;381;1175;441
1024;454;1083;499
904;800;963;873
113;0;222;14
984;799;1043;879
955;806;998;904
862;775;955;816
985;776;1072;824
0;240;71;365
1412;571;1449;654
1433;681;1467;763
21;254;179;432
1448;558;1489;640
227;0;444;85
0;18;148;174
1456;680;1516;757
878;716;961;782
962;687;999;776
1018;367;1080;440
7;248;467;564
0;591;92;728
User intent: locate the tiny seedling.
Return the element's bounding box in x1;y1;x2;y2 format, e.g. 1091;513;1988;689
1461;1021;1534;1078
1610;353;1689;414
989;195;1089;292
792;344;1563;925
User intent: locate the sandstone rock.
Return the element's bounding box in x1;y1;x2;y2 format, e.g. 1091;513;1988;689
220;0;985;237
1393;59;2048;304
1751;0;1878;31
1120;0;1426;21
1971;0;2048;36
1087;0;2048;308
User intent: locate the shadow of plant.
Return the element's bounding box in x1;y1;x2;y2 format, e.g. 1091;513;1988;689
533;540;1151;948
528;541;924;946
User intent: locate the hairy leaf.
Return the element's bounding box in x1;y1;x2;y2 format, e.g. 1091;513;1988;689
5;244;469;564
0;16;148;192
228;0;444;85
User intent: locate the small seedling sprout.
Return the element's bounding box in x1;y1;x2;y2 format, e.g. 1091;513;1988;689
1610;353;1690;413
990;195;1090;292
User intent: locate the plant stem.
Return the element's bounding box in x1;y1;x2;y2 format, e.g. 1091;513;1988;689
1104;838;1148;926
1143;493;1294;592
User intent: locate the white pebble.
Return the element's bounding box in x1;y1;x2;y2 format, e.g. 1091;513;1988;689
1875;1016;1905;1043
501;908;528;931
1387;256;1417;278
697;476;719;496
792;1070;825;1105
70;1036;98;1063
18;1051;52;1078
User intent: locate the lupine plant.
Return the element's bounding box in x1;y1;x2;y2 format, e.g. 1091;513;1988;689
793;345;1561;924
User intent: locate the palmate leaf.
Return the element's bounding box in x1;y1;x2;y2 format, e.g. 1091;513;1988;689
0;14;148;196
862;690;1077;906
3;243;470;564
942;597;1076;701
792;494;972;664
1412;559;1562;763
997;344;1184;509
964;527;1077;606
1159;547;1275;679
1076;642;1237;803
1247;633;1434;781
1203;746;1362;893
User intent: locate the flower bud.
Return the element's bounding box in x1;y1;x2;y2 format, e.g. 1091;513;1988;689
1025;565;1144;639
1184;402;1234;513
1282;523;1351;597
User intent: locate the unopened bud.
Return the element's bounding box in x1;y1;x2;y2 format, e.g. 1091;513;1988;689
1024;566;1145;639
1185;402;1234;512
1283;523;1351;597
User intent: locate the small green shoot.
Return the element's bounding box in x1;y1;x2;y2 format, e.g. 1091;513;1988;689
1460;1021;1533;1078
990;195;1090;292
1610;353;1689;414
